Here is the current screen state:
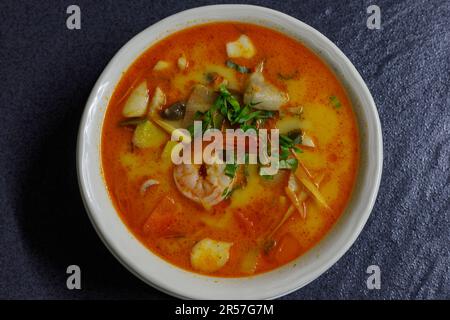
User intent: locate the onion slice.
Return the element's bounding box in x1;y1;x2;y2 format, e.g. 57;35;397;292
140;179;159;194
302;132;316;148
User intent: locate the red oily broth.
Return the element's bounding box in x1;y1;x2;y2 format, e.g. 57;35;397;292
101;22;359;277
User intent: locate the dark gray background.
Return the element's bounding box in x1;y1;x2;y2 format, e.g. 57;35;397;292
0;0;449;299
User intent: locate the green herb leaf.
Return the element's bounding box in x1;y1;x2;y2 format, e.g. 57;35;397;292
330;95;342;108
279;158;298;171
287;129;302;145
118;117;147;127
226;59;251;74
222;187;232;199
225;163;239;178
260;174;275;180
187;124;195;137
212;113;224;129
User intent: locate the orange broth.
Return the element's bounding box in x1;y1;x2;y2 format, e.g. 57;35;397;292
101;22;359;277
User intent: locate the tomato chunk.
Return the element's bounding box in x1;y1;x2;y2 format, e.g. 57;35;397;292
274;233;301;264
142;196;181;237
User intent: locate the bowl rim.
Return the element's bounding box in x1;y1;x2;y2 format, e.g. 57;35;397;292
77;4;383;300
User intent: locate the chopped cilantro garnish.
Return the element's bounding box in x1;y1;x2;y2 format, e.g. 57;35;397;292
222;187;232;199
330;95;342;108
225;59;251;74
224;163;238;178
279;158;299;171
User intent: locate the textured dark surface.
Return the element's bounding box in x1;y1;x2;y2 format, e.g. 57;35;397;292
0;0;449;300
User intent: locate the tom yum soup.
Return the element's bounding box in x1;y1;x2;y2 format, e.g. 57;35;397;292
102;22;359;276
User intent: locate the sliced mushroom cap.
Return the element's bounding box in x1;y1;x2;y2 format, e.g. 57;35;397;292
182;84;218;127
161;102;186;121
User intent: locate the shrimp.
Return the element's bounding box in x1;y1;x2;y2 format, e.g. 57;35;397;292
173;161;234;208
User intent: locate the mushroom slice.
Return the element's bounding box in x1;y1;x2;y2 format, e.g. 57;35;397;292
122;81;149;117
182;85;218;127
243;63;289;111
190;238;232;273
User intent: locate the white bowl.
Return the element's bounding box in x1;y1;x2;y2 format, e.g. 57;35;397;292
77;4;383;299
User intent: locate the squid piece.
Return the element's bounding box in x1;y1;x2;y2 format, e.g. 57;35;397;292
190;238;232;273
226;35;256;59
153;60;170;71
243;63;289;111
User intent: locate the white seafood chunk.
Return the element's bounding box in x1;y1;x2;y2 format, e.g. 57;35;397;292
177;54;188;70
190;238;232;273
244;63;289;111
226;35;256;59
148;87;166;116
122;81;149;117
153;60;170;71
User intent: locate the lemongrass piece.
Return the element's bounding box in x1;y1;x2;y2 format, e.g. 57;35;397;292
267;205;295;239
313;172;326;188
122;81;149;117
150;117;191;143
285;187;305;218
140;179;159;194
153;60;170;71
288;172;299;192
291;152;329;208
295;170;328;208
295;168;329;209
